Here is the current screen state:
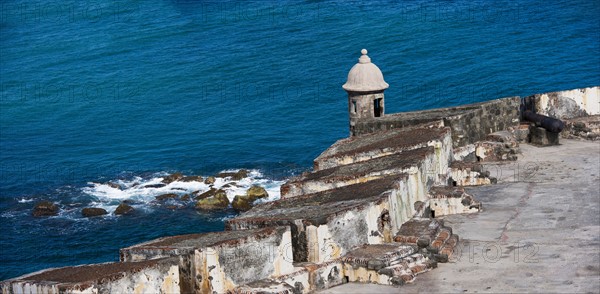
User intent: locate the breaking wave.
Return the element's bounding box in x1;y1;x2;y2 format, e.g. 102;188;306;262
80;169;285;215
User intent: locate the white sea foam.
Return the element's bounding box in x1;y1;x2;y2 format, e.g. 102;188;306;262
80;169;285;213
1;211;18;218
17;198;35;203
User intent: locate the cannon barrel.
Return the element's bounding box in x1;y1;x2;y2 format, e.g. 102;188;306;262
522;110;565;133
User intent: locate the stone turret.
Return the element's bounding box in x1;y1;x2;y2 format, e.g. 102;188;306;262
342;49;389;136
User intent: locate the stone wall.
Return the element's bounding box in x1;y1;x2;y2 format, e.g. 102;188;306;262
353;96;521;148
1;258;180;294
228;176;409;263
120;227;294;293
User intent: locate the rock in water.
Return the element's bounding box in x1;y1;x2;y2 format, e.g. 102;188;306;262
204;176;216;185
162;172;184;184
105;182;121;189
193;188;219;200
196;190;229;210
181;175;203;182
82;207;108;217
222;182;238;189
114;203;134;215
32;201;59;217
232;196;252;212
216;169;248;181
246;185;268;201
155;193;178;201
231;185;269;212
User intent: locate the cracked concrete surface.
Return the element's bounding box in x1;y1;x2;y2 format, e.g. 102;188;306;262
320;139;600;293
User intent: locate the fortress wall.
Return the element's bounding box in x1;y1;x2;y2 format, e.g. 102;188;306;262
203;230;293;293
1;259;180;294
226;195;393;264
353;96;521;148
284;127;453;199
313;122;446;171
227;173;429;266
305;196;391;263
120;227;293;293
282;164;420;199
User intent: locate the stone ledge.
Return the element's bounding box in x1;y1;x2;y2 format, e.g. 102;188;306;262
393;218;459;263
283;147;433;198
1;258;180;294
314;125;450;171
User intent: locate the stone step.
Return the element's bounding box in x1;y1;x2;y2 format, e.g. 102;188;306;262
393;218;444;245
341;244;436;286
341;244;417;269
379;254;437;286
393;218;460;263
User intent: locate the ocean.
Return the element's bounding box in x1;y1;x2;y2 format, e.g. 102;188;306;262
0;0;598;280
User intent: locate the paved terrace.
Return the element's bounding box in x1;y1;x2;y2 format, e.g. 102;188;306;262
320;138;600;293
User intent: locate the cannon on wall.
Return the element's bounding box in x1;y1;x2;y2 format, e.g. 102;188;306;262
520;99;564;146
522;110;565;133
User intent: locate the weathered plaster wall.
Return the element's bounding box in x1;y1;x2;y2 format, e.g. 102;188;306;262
309;198;389;263
349;92;386;136
387;172;429;232
449;162;495;186
120;227;293;293
1;259;180;294
207;229;294;293
284;132;452;199
528;86;600;119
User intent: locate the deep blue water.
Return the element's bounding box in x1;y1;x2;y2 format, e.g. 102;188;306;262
1;0;599;280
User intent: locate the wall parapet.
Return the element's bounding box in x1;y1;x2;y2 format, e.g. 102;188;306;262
353;96;521;148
